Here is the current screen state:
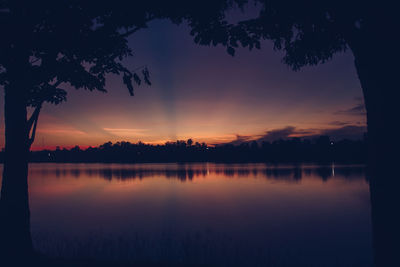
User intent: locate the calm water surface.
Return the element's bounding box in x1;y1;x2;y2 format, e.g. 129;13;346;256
1;163;373;266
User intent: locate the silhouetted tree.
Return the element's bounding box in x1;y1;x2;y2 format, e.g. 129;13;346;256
187;138;193;146
20;137;365;163
192;1;398;164
191;2;399;265
0;0;240;261
0;2;151;260
2;1;395;264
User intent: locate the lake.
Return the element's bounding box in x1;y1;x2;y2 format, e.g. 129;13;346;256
1;163;373;266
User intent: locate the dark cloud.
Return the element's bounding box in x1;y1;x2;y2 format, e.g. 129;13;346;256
335;97;366;116
221;127;299;146
319;125;366;140
257;126;296;142
219;124;366;146
329;121;351;126
221;126;313;146
329;120;366;127
255;126;313;142
225;134;252;145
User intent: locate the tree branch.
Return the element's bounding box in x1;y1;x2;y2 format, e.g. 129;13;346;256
26;79;65;147
50;79;62;88
29;57;41;65
27;104;42;148
121;15;156;38
27;104;42;133
28;112;39;148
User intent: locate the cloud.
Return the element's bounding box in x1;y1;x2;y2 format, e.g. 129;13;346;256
103;128;149;137
335;98;366;116
329;120;366;127
218;125;366;146
329;121;351;126
37;128;86;135
319;125;366;140
225;134;252;145
256;126;316;143
256;126;300;142
221;126;314;145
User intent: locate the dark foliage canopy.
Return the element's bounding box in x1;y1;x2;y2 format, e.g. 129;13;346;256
2;0;391;108
0;0;241;108
192;0;398;70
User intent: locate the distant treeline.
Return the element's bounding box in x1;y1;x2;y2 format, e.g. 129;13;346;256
0;136;366;163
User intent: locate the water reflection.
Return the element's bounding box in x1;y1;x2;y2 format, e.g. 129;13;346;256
0;163;373;266
27;163;366;183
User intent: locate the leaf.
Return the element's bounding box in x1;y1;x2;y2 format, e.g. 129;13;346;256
142;68;151;85
123;73;134;96
227;46;235;56
133;73;141;85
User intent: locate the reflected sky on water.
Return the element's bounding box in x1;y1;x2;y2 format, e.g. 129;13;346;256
0;163;373;266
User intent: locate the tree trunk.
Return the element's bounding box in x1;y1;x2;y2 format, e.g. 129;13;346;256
0;81;33;261
353;44;400;266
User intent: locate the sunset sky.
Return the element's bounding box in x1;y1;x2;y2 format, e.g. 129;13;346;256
0;19;366;150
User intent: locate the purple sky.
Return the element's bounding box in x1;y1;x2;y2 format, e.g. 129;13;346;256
0;19;366;149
